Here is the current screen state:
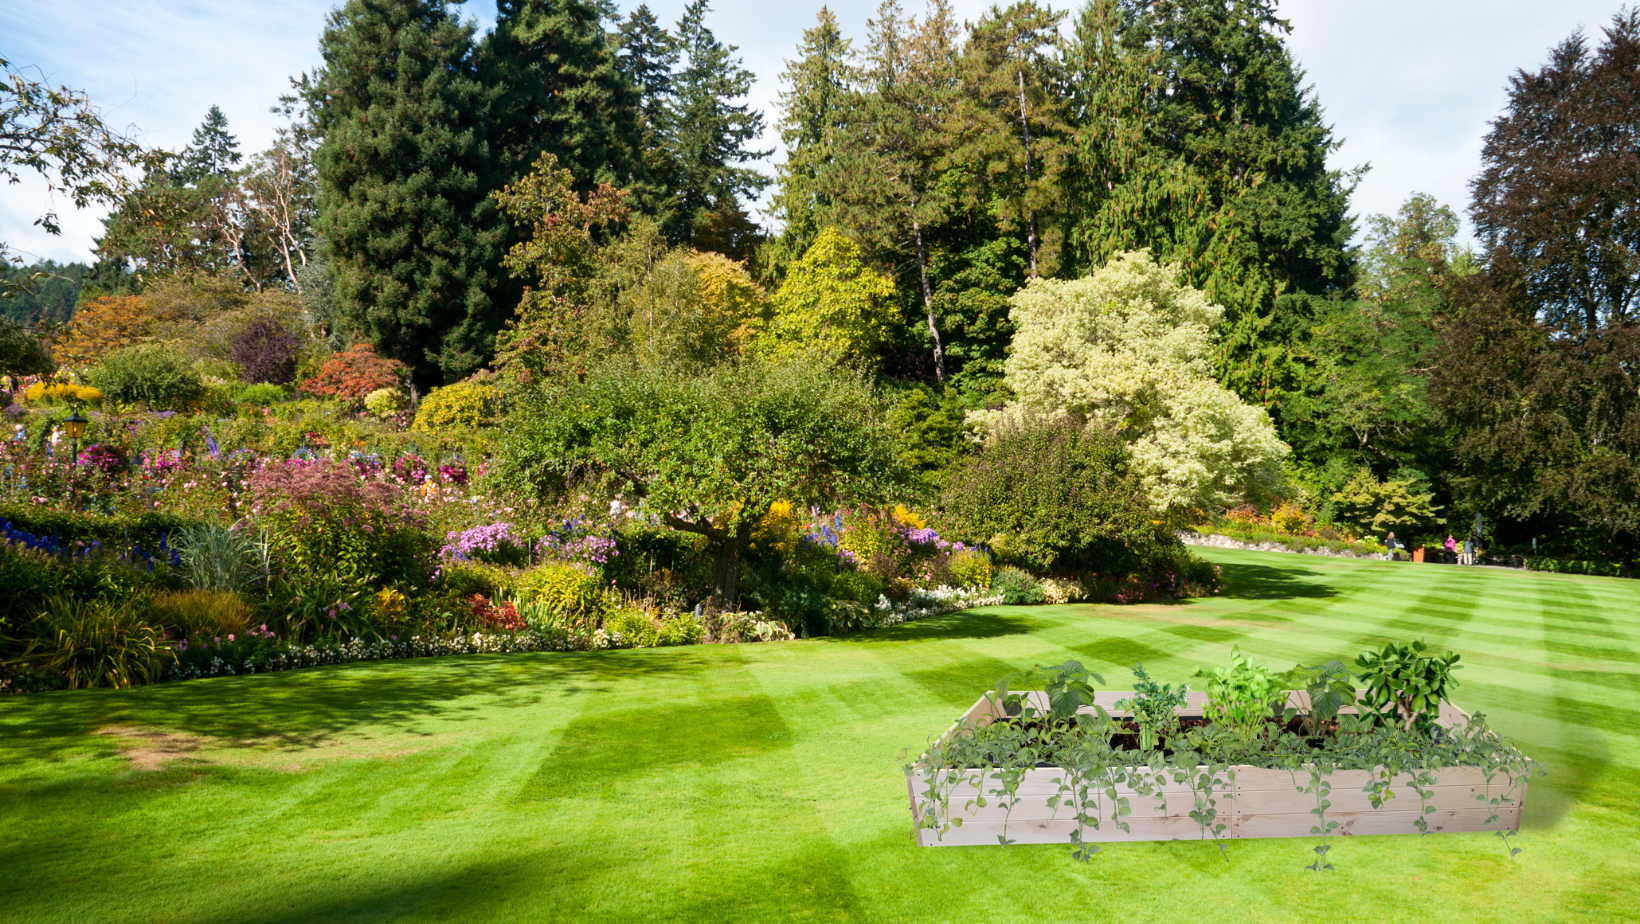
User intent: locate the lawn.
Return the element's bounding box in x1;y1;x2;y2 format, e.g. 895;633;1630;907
2;548;1636;923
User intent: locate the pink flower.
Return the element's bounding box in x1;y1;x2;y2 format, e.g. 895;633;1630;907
227;634;235;642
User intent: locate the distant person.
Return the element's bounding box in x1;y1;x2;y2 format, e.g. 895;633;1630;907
1444;534;1457;564
1462;536;1475;566
1385;531;1398;561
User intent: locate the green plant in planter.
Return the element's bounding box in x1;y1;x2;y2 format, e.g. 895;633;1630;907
1114;664;1188;751
1355;639;1461;733
990;660;1106;726
1279;660;1357;736
1193;647;1285;740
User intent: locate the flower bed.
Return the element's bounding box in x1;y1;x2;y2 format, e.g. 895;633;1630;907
907;688;1536;862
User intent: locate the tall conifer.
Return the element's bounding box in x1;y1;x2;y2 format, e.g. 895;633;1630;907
768;8;857;273
668;0;769;242
1061;0;1354;407
312;0;503;387
480;0;645;193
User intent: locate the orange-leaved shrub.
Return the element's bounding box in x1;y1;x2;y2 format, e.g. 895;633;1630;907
302;344;406;400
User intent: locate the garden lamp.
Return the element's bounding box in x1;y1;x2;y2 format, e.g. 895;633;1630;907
63;409;89;462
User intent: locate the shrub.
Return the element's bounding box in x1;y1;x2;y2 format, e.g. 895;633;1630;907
87;344;204;410
1269;502;1313;535
657;613;703;646
437;560;516;599
412;380;504;432
231;316;302;385
828;568;884;603
247;460;430;587
470;595;528;631
24;382;102;405
605;605;661;647
948;549;994;590
7;596;172;689
146;589;259;639
364;387;408;419
517;562;606;627
219;382;288;406
940;413;1177;575
992;565;1045;605
1038;576;1088;605
302;344;406;400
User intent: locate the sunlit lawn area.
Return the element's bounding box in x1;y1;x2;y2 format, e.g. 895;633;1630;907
2;547;1636;923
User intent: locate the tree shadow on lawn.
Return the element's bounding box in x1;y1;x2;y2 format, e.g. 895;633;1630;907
1214;561;1341;601
0;649;713;765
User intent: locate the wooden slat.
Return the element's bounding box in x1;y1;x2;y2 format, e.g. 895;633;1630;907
1231;807;1519;839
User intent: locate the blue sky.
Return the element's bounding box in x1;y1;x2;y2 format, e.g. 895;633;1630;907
0;0;1627;264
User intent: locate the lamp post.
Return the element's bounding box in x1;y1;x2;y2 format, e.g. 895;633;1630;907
63;408;88;463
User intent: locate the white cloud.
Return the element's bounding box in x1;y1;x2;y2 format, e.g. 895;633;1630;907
0;0;1626;263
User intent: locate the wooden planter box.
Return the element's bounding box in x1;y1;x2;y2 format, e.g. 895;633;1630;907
907;691;1526;847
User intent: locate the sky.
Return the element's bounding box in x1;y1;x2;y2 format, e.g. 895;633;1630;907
0;0;1628;265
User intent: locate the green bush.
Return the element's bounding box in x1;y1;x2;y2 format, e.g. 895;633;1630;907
217;382;288;406
6;596;173;689
412;381;505;433
87;343;205;411
940;414;1177;575
828;568;884;603
992;565;1045;605
1526;557;1635;578
437;561;516;599
0;505;191;550
948;549;994;590
657;613;703;646
172;524;268;593
517;562;607;626
605;605;661;647
364;387;408;419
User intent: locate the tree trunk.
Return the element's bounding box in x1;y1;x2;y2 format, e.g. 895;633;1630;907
911;216;946;383
707;520;752;613
1017;70;1039;278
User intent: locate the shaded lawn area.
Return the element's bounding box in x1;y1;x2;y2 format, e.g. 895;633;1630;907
2;548;1637;923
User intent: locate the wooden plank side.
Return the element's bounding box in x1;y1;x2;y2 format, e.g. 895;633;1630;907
1231;765;1498;791
1226;783;1515;816
919;813;1217;847
1231;807;1518;839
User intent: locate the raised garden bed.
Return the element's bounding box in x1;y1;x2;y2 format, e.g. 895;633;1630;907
906;690;1528;848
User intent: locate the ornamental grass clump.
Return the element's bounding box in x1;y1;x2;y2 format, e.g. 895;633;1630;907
7;596;173;689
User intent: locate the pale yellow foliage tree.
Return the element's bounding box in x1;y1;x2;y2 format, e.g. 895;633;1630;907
977;250;1289;513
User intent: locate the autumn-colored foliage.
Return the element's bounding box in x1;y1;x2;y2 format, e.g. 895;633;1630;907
53;296;159;366
301;343;407;400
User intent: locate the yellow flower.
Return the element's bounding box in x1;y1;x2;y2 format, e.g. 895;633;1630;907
891;504;926;530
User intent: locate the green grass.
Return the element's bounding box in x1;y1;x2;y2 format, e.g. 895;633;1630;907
2;548;1637;923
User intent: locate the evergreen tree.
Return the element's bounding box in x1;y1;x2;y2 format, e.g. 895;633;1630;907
668;0;769;242
767;7;857;274
1062;0;1355;408
950;1;1068;278
479;0;645;192
827;0;961;382
311;0;504;387
173;105;241;185
617;4;678;129
615;4;681;218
